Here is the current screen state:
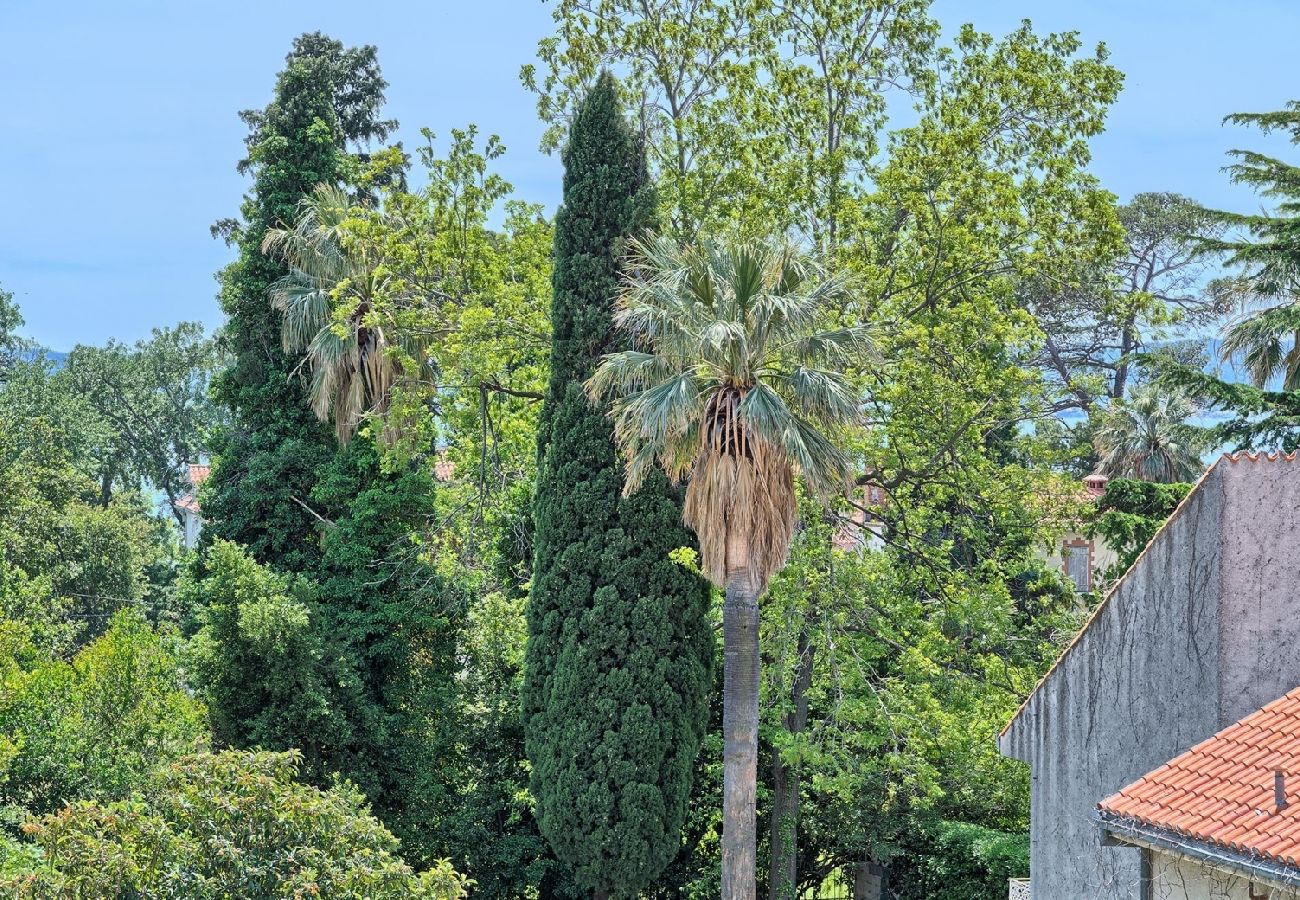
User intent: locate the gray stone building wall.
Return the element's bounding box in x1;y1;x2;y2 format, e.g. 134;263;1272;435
1000;455;1300;899
1000;465;1226;899
1217;457;1300;725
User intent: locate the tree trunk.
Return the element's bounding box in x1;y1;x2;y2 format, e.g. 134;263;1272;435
768;628;814;900
1112;324;1137;401
852;859;884;900
722;568;761;900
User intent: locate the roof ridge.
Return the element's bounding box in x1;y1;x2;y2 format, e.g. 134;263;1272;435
1224;451;1300;463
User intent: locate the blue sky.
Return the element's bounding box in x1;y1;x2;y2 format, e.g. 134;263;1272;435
2;0;1297;349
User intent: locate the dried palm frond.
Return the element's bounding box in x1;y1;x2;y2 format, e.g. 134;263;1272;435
263;184;423;444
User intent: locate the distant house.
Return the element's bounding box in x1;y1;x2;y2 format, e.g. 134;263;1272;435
174;462;210;549
1042;471;1118;593
1096;684;1300;898
833;482;887;552
999;452;1300;899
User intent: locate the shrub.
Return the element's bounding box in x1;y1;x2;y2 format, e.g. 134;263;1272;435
3;749;469;899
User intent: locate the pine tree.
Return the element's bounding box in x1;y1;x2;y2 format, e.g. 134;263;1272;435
523;74;714;897
1155;103;1300;449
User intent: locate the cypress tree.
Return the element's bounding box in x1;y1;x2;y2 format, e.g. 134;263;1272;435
524;74;714;897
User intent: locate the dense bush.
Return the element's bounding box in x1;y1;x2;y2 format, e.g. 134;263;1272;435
0;612;207;819
3;750;469;899
888;820;1029;900
1089;477;1193;579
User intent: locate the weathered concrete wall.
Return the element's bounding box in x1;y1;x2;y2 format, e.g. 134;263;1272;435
1000;465;1226;900
1218;457;1300;725
1151;851;1295;899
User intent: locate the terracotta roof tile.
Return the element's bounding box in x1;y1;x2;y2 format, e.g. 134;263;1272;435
1099;684;1300;866
1224;451;1299;463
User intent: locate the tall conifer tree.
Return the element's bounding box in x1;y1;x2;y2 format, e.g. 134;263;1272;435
196;35;460;861
204;34;393;571
524;74;714;897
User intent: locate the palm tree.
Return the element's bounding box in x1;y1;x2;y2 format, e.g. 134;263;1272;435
263;184;422;443
587;234;868;900
1219;298;1300;390
1094;384;1206;483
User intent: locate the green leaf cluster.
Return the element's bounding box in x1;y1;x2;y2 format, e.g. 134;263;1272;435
4;750;467;899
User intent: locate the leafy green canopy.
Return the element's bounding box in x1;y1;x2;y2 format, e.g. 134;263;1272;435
524;73;713;897
4;750;467;899
58;322;222;519
185;437;457;858
0;612;207;823
317;130;573;894
1088;478;1192;579
0;415;174;651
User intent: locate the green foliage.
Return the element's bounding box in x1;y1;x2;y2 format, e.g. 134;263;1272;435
887;820;1029;900
0;612;207;822
4;750;468;899
1093;383;1207;482
186;439;460;866
205;33;389;570
1089;477;1193;578
1149;103;1300;450
0;286;29;376
184;540;337;763
524;0;939;241
0;416;174;650
57;323;222;516
524;74;714;897
1025;192;1223;415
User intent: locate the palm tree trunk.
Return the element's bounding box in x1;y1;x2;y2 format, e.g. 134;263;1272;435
722;567;760;900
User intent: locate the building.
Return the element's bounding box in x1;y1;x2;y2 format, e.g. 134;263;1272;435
174;462;210;549
999;453;1300;899
1041;471;1118;593
833;482;887;552
1096;684;1300;899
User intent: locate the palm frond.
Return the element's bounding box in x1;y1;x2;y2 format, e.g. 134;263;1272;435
591;233;868;591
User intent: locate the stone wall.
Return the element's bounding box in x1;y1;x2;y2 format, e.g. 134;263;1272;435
1000;465;1227;899
1217;457;1300;725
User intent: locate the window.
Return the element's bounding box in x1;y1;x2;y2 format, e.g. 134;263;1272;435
1063;539;1092;592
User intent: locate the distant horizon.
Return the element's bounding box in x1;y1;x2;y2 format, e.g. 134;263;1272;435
4;0;1297;350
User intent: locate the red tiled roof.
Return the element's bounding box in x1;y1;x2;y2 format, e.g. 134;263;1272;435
1224;451;1300;464
174;463;210;517
1098;684;1300;866
434;454;454;483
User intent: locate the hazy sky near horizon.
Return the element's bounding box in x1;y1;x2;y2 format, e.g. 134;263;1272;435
2;0;1297;349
